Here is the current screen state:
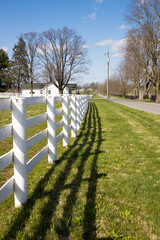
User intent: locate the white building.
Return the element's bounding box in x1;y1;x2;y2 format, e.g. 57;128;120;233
22;83;77;96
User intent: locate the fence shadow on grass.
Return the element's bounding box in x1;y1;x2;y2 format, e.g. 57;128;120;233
82;101;104;240
2;102;105;240
53;101;104;240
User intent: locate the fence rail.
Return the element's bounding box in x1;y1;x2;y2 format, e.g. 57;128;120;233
0;95;89;207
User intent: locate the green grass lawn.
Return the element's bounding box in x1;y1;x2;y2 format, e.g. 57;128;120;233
0;99;160;239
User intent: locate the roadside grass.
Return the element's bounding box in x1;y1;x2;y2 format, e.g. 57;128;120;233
140;99;160;104
111;95;160;104
93;95;101;99
0;99;160;239
111;96;134;101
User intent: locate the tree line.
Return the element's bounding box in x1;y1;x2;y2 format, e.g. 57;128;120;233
0;27;88;94
124;0;160;101
79;78;132;97
97;0;160;101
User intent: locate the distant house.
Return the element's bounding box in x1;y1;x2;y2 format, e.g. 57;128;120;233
22;82;77;96
22;83;46;96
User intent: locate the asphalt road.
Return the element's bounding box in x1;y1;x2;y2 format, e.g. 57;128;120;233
110;97;160;115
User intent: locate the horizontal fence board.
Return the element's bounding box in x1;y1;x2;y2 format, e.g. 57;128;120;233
56;108;62;116
26;129;48;150
25;97;46;106
27;145;48;174
56;131;63;143
89;95;93;98
0;98;12;111
69;115;71;120
0;123;12;141
55;96;63;102
0;176;14;204
26;113;47;129
56;120;63;130
0;150;13;171
0;93;22;98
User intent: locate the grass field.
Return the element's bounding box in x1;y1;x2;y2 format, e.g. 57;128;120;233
0;99;160;239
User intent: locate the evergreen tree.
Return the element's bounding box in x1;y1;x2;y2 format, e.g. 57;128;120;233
12;37;29;92
3;62;14;90
0;49;9;90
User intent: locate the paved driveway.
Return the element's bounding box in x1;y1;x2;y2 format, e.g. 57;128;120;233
110;98;160;115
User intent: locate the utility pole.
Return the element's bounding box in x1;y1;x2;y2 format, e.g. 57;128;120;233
107;51;109;101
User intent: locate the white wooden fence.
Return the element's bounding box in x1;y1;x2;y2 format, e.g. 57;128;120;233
0;92;23;97
0;95;89;207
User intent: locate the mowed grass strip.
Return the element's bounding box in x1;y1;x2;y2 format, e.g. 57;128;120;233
0;99;160;239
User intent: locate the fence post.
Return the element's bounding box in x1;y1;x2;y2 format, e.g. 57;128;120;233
63;95;69;146
78;95;81;125
80;95;83;124
84;96;86;115
47;96;57;163
71;95;77;137
81;96;84;119
85;96;88;113
76;95;81;130
12;97;27;207
84;96;87;114
87;95;89;110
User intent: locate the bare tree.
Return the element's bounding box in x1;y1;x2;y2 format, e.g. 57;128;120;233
37;26;88;94
125;0;160;100
21;32;39;95
117;62;130;97
124;30;144;96
98;75;123;97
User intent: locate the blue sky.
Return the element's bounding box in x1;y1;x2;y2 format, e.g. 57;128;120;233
0;0;131;85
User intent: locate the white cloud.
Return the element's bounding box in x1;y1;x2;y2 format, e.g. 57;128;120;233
95;38;127;52
37;43;53;55
119;25;128;30
110;38;127;52
112;52;125;58
96;0;103;4
83;0;104;21
95;39;116;47
83;12;96;20
93;0;103;8
95;38;127;58
1;46;8;52
81;45;90;49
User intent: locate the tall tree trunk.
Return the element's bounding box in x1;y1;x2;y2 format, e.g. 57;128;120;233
18;82;20;93
153;85;156;101
59;89;63;95
156;81;160;102
30;68;33;97
144;77;147;96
